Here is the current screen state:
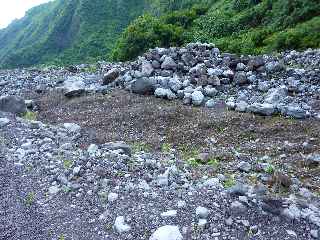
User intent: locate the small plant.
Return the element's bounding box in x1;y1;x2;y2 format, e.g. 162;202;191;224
63;159;74;169
132;142;151;153
223;175;236;188
265;164;275;174
161;143;173;154
58;234;65;240
207;158;220;168
25;192;36;206
23;111;37;121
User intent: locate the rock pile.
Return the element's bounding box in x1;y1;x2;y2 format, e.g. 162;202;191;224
107;44;320;119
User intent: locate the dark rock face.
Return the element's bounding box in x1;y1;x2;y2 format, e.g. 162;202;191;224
103;69;120;85
0;95;27;115
131;77;156;95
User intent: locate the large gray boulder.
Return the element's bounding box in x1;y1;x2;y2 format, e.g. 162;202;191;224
141;61;154;77
0;95;27;115
104;142;132;156
234;71;248;85
247;103;276;116
131;77;156;95
103;68;120;85
264;86;288;104
161;56;177;70
154;88;176;100
191;91;204;106
63;77;86;98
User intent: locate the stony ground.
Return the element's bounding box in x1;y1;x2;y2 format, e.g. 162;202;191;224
1;46;320;240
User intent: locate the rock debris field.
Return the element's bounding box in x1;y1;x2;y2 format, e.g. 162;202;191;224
1;43;320;240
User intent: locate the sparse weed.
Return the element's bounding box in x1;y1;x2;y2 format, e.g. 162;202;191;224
265;164;275;174
23;111;37;121
223;175;236;188
63;159;74;169
161;143;173;154
132;142;151;153
25;192;36;206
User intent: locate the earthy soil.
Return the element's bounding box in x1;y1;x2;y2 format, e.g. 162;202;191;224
33;89;320;193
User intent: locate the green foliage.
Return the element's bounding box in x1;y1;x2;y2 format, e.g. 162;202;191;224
112;4;208;61
0;0;319;68
25;192;36;206
23;111;37;121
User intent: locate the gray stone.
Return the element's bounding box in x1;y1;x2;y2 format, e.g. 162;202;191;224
238;161;251;172
131;77;157;95
247;103;276;116
235;101;248;112
230;201;247;215
114;216;131;233
63;123;81;133
284;105;309;119
0;117;10;127
191;91;204;106
104;142;132;156
265;61;285;73
103;68;120;85
234;71;248;85
168;78;182;93
205;99;216;108
161;210;177;218
155;88;176;100
48;186;60;195
150;225;183;240
63;77;86;98
141;61;154;77
0;95;27;115
282;205;301;220
204;86;218;97
108;192;119;203
161;57;177;70
196;206;209;218
265;86;288;104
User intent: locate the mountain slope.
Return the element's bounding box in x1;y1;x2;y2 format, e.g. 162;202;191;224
0;0;319;68
112;0;320;61
0;0;150;68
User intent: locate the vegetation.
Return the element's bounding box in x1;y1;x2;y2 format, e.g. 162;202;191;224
0;0;319;68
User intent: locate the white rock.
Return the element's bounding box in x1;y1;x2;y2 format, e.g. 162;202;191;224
108;192;119;203
48;186;60;195
150;225;183;240
87;144;99;156
198;219;207;227
161;210;177;218
0;117;10;127
191;91;204;106
114;216;131;233
63;123;81;133
196;206;209;218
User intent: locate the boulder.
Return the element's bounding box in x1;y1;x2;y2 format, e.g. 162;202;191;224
168;78;182;93
104;141;132;156
191;91;204;106
63;77;85;98
248;56;265;70
0;95;27;115
150;225;183;240
131;77;156;95
264;86;288;104
161;56;177;70
141;61;154;77
154;88;176;100
234;71;248;85
103;68;120;85
247;103;276;116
